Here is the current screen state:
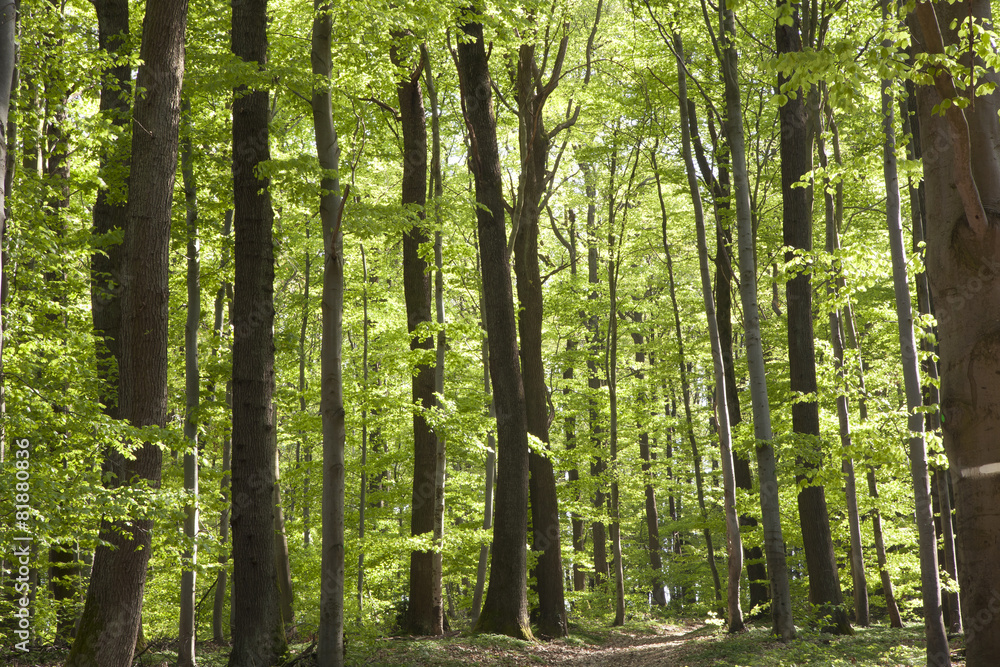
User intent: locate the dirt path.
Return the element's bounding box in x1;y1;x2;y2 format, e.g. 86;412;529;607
530;623;710;666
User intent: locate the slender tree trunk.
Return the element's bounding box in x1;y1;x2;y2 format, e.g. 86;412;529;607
608;232;626;627
676;38;744;632
391;37;443;636
272;407;295;631
775;4;850;636
583;163;608;589
901;80;963;637
425;43;448;635
300;231;312;548
0;0;13;468
358;244;368;616
212;214;233;643
654;150;722;612
881;14;950;658
633;325;665;606
178;98;200;667
457;11;533;640
471;294;496;625
312;3;346;664
228;0;286;663
213;384;232;643
66;3;188;665
817;108;869;627
719;0;795;640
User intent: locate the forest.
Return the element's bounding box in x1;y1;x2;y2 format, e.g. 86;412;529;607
0;0;998;665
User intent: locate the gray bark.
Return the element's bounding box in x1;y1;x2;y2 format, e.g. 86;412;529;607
719;0;795;640
312;2;346;665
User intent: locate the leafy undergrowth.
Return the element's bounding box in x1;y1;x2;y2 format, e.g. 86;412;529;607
2;620;966;666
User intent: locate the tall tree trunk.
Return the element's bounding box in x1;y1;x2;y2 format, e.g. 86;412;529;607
0;0;13;466
900;80;963;637
229;0;286;663
676;37;744;632
633;324;665;606
693;105;769;615
471;289;496;625
272;407;295;631
212;214;233;643
178;98;200;667
511;39;568;639
608;227;626;627
392;38;442;636
312;3;346;665
213;383;232;643
775;3;850;635
654;150;722;612
457;10;533;640
425;43;448;635
882;8;950;659
90;0;129;423
358;244;368;616
817;106;869;627
719;0;795;640
66;2;188;665
583;163;608;589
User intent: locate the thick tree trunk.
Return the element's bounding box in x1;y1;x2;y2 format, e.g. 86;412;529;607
391;38;443;637
312;3;346;665
608;239;626;627
457;11;533;640
229;0;286;663
512;40;567;639
676;38;744;632
90;0;129;422
910;2;1000;662
66;2;188;665
178;99;200;667
719;0;795;640
775;5;850;636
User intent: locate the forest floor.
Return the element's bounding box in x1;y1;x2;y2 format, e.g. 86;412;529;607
5;618;965;666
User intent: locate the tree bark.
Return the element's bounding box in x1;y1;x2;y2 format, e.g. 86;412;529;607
391;36;443;637
817;106;869;627
457;10;533;640
910;2;1000;662
775;2;850;635
719;0;795;640
676;36;744;632
901;79;963;637
66;2;188;665
228;0;286;663
312;3;346;665
178;98;200;667
90;0;130;423
632;324;665;606
511;39;568;639
655;150;722;612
